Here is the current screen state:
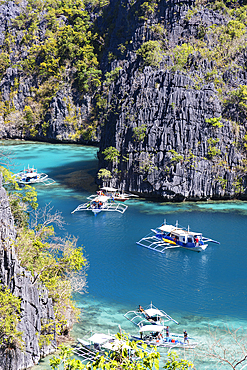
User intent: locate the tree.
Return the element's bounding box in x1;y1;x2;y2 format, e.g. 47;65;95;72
15;205;88;338
50;332;160;370
133;124;147;142
137;41;163;67
102;146;120;164
198;326;247;369
0;288;23;348
164;351;193;369
97;168;112;181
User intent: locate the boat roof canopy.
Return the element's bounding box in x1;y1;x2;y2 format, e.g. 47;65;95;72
158;225;177;233
158;225;202;236
88;333;113;344
101;186;118;192
145;308;165;317
139;325;165;333
92;195;109;202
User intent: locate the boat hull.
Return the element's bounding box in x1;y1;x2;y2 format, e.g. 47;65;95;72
131;335;197;349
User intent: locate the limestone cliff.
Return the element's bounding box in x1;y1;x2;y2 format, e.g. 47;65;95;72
0;175;56;370
1;0;247;200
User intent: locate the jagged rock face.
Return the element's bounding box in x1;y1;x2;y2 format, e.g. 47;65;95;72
0;176;56;370
1;0;247;199
99;65;244;200
97;1;247;200
0;1;96;144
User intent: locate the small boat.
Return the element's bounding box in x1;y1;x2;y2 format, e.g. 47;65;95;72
71;194;128;215
73;332;155;363
14;166;55;186
124;303;197;349
131;325;198;349
124;303;179;327
136;220;220;253
95;187;138;202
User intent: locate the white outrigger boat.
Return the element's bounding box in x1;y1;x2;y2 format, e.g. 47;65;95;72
124;303;198;349
73;332;155;363
71;194;128;215
131;325;198;349
14;166;55;186
137;220;220;253
124;303;179;327
95;187;138;202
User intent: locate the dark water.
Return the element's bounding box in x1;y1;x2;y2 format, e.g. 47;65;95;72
2;140;247;369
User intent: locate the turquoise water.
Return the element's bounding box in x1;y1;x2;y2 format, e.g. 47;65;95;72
2;140;247;369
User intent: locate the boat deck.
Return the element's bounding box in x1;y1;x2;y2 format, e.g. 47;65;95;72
136;235;180;253
71;200;128;214
72;339;109;363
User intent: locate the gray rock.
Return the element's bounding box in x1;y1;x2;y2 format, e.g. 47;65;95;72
0;175;56;370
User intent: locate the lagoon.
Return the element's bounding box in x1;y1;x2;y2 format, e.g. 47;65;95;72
2;140;247;369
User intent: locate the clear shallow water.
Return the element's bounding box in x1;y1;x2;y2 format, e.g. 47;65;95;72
2;140;247;369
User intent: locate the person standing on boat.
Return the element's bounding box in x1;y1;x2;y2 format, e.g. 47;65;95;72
184;330;188;343
166;326;169;338
194;236;199;246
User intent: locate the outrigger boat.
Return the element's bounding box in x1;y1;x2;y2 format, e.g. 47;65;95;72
73;332;155;363
14;165;55;186
71;194;128;215
124;303;198;349
136;220;220;253
131;325;198;349
95;187;138;202
124;303;179;327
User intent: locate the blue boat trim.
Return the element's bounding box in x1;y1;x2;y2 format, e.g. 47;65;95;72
136;220;220;253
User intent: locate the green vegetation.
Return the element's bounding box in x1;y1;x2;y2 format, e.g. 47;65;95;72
0;0;103;139
205;117;223;128
49;333;194;369
0;167;87;347
102;146;120;163
104;67;122;87
171;43;194;71
207;138;221;159
137;41;163;67
168;149;184;164
226;85;247;113
97;168;112;180
132;124;147;142
0;52;10;77
0;288;23;348
164;351;194;369
50;332;161;369
138;153;157;174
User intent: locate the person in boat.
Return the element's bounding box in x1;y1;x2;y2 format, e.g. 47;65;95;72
183;330;188;343
194;236;199;246
138;305;152;321
166;326;169;337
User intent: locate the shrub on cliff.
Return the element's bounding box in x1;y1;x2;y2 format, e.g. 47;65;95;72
15;206;88;341
137;41;163;67
0;288;23;348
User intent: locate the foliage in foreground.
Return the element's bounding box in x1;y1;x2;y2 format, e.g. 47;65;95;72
50;332;160;370
0;288;23;348
49;332;194;370
15;206;88;342
0;166;88;347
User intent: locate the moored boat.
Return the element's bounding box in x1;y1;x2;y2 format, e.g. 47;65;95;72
124;303;197;349
14;166;55;186
137;220;220;253
124;302;179;327
131;325;198;349
95;187;138;202
73;331;155;363
71;194;128;215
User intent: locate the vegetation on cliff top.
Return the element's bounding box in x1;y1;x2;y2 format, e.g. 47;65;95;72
0;167;88;348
